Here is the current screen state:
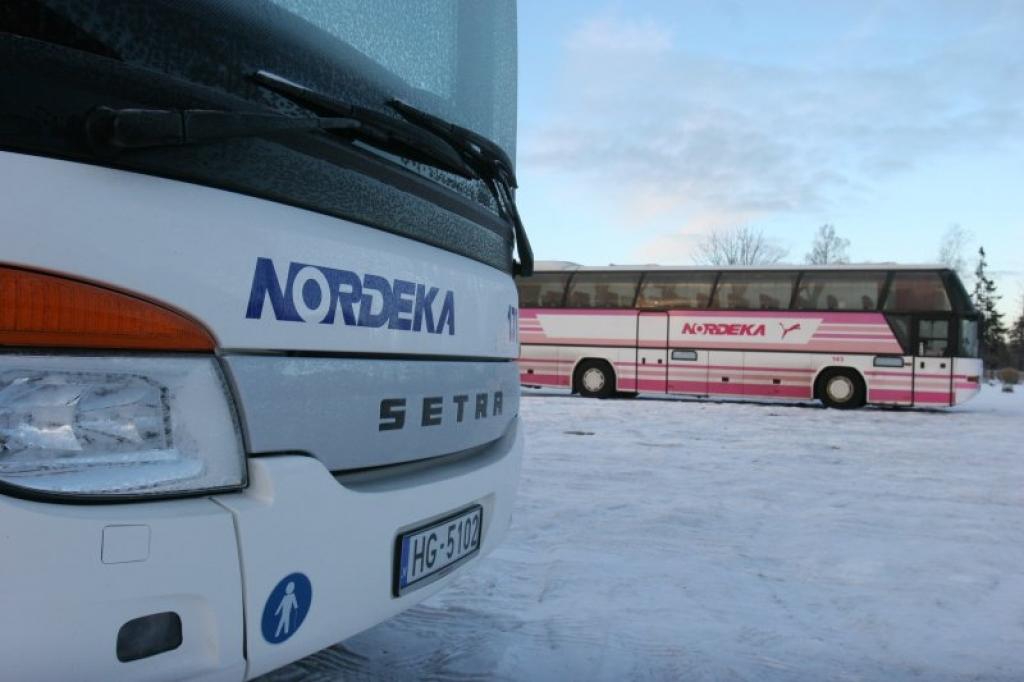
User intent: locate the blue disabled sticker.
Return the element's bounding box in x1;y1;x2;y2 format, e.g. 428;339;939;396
261;572;312;644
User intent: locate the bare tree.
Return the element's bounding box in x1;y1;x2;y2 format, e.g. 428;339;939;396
937;224;972;279
693;226;788;266
805;224;850;264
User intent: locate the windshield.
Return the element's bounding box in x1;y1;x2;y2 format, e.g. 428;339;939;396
0;0;518;272
267;1;517;158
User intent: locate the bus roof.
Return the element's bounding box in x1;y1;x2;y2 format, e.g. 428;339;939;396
532;260;952;273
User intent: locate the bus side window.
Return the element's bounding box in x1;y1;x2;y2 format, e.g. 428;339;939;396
636;272;715;309
794;271;886;311
713;273;795;310
566;273;641;309
517;274;570;308
884;272;951;312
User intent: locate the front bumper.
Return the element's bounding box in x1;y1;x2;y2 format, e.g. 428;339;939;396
0;420;522;681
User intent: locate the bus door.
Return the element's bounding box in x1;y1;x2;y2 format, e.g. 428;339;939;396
913;317;954;406
637;312;668;393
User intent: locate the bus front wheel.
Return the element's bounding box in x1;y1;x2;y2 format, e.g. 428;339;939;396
575;360;615;399
816;369;866;409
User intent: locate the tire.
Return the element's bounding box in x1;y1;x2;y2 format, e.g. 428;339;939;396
575;360;615;399
816;368;866;409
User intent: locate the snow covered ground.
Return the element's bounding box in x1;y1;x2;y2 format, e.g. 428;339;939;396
262;385;1024;681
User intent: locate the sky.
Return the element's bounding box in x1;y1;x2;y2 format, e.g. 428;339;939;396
514;0;1024;317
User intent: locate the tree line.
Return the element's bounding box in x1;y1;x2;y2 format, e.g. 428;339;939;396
694;224;1023;369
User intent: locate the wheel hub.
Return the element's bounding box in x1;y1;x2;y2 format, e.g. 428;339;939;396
827;375;854;402
582;368;606;392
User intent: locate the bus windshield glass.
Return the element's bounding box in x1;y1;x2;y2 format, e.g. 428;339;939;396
1;0;520;272
268;1;517;157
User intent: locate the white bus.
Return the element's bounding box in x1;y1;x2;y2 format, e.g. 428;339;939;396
1;2;528;679
517;262;982;408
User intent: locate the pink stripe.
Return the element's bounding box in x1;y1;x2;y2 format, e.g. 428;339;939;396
817;324;890;332
704;383;814;399
671;311;888;323
521;308;638;316
914;391;952;404
663;340;902;352
666;380;707;393
520;372;570;387
812;333;894;340
868;379;913;388
521;336;634;347
613;361;815;373
525;308;892;324
723;365;814;373
869;389;913;402
524;338;903;352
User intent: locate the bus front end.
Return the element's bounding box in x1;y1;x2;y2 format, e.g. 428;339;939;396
0;2;524;679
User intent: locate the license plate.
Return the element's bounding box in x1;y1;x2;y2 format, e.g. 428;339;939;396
395;505;483;595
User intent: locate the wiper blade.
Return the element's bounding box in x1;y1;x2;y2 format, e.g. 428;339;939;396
388;99;517;188
251;70;475;180
85;106;359;153
387;99;533;276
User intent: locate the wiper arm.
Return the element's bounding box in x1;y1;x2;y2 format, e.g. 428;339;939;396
85;98;475;181
251;70;474;180
85;106;359;153
387;99;534;276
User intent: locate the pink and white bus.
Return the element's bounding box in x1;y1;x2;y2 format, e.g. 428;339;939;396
516;262;982;408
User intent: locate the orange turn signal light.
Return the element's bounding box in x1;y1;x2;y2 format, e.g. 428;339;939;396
0;266;215;351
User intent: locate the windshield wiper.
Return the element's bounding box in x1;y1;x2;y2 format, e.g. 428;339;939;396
85;101;475;180
87;71;534;276
85;106;356;151
387;99;533;276
251;70;476;181
252;70;533;276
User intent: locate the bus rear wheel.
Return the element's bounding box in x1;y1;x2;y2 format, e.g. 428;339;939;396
817;369;865;409
575;360;615;399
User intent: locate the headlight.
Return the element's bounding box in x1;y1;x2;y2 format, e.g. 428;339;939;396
0;354;246;499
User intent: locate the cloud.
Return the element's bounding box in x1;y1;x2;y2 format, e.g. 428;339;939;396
565;13;674;53
519;5;1024;261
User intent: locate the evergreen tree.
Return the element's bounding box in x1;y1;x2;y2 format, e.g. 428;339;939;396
1009;297;1024;370
971;247;1007;365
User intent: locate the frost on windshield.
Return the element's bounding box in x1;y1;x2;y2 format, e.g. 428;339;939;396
268;0;517;158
